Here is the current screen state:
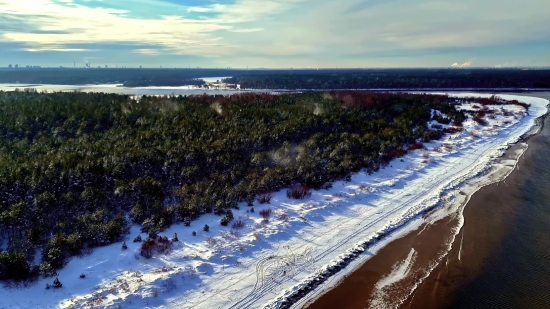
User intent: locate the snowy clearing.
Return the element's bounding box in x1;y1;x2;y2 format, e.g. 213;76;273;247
0;93;547;309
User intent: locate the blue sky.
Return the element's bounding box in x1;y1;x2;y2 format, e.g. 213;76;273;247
1;0;549;68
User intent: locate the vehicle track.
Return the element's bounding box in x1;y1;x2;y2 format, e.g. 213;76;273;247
228;115;530;309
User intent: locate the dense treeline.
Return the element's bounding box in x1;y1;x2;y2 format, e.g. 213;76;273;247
224;69;550;89
2;68;550;89
0;90;467;282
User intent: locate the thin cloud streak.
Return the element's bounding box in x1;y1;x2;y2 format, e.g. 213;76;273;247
0;0;548;67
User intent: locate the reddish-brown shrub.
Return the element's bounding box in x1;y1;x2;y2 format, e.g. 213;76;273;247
442;127;463;134
408;142;424;150
140;238;155;259
156;236;172;254
259;209;272;221
257;192;273;204
473;115;488;126
286;184;312;199
231;219;246;229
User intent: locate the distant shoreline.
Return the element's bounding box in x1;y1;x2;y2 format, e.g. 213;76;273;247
2;83;550;93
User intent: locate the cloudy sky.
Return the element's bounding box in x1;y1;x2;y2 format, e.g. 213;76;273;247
1;0;549;68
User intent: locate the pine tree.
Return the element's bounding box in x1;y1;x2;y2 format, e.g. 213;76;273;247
203;224;209;232
53;277;62;288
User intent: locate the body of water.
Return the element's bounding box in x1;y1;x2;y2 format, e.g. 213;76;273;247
0;82;243;96
307;92;550;309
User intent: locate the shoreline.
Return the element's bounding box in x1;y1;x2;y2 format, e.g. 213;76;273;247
302;92;550;309
402;92;550;309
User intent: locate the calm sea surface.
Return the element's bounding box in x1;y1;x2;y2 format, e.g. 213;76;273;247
448;92;550;309
0;83;245;96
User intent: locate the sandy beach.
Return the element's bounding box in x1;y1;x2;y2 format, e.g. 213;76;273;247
305;92;550;309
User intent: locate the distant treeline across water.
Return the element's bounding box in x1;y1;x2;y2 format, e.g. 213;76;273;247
1;68;550;89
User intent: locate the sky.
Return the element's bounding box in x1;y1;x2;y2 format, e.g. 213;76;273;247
1;0;549;68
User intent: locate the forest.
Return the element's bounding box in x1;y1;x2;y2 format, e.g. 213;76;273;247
1;68;550;89
0;90;472;282
225;69;550;89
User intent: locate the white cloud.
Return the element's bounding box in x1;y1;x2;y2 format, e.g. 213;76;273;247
0;0;549;67
227;28;264;33
133;49;162;55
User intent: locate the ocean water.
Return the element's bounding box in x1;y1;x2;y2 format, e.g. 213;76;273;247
449;92;550;309
0;83;244;96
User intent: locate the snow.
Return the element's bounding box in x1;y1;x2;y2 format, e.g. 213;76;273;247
0;93;548;309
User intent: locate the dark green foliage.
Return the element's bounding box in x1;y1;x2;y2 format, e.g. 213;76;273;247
133;235;142;243
0;250;31;281
203;224;210;232
192;231;196;236
226;69;550;90
53;277;62;288
0;90;475;279
122;241;128;250
172;233;178;242
1;68;550;88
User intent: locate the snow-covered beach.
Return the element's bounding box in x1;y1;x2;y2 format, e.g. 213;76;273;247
0;93;548;309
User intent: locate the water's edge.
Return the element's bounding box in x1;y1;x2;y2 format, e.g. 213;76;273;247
296;94;550;309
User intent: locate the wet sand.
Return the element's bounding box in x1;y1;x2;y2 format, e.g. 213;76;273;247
305;92;550;309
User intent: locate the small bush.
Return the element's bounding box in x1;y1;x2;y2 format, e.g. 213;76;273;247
473;115;488;126
52;277;62;289
286;184;312;199
259;209;272;221
408;142;424;150
183;217;191;227
422;130;442;142
442;126;463;134
250;207;254;213
140;238;155;259
220;217;230;226
258;192;273;204
231;219;246;229
156;236;172;254
277;213;289;221
205;236;216;247
122;241;128;250
192;231;196;236
246;194;255;206
172;233;178;242
203;224;210;232
79;273;86;279
257;192;273;204
133;235;142;243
